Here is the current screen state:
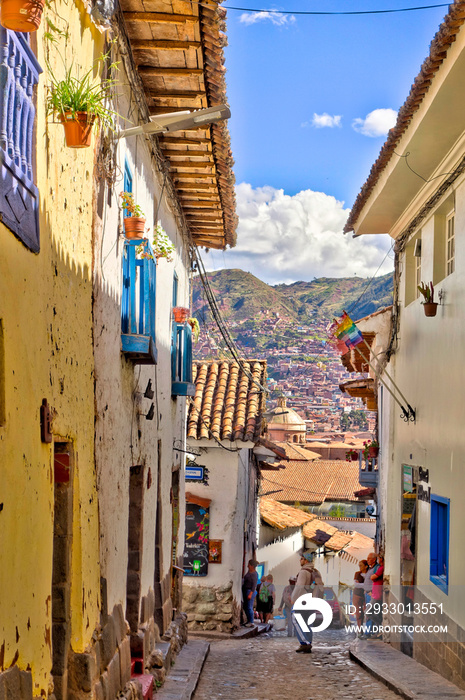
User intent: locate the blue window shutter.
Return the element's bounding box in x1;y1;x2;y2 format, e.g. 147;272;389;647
124;160;133;194
430;501;439;577
172;271;178;308
121;241;157;364
0;29;42;252
184;323;192;383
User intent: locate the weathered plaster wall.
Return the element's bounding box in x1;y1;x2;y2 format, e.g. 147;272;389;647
0;2;103;695
93;48;190;636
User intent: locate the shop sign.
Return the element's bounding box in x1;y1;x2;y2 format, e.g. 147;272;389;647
183;503;209;576
402;464;413;493
185;459;209;484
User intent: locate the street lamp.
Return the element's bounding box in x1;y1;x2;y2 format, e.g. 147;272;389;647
117;104;231;139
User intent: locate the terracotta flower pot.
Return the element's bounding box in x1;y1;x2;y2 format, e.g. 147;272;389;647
423;302;438;317
59;112;95;148
368;446;379;459
124;217;146;239
173;307;190;323
1;0;44;32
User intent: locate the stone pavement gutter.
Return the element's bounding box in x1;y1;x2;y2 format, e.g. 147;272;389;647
350;638;465;699
155;639;209;700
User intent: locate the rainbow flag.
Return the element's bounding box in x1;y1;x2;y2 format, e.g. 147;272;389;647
333;312;363;350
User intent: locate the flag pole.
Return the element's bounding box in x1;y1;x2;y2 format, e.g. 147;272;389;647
351;344;415;422
358;335;413;413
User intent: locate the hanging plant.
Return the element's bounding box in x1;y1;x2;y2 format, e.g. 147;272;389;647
187;317;200;343
362;440;379;460
1;0;45;33
417;281;438;317
135;222;175;260
46;49;119;148
119;192;146;239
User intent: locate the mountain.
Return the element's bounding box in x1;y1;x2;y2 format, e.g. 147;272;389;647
193;269;393;324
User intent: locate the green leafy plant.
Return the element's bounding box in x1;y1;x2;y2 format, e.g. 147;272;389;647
46;49;119;129
187;316;200;342
120;192;145;218
417;281;435;304
345;449;358;462
135;223;175;262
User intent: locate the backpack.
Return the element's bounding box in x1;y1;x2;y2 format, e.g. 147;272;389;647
259;583;270;603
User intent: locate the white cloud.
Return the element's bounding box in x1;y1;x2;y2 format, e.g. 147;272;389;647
239;10;295;26
202;183;394;285
304;113;342;129
352;108;397;137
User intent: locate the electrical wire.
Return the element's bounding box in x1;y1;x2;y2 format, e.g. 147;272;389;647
222;3;449;15
393;151;455;183
346;243;394;315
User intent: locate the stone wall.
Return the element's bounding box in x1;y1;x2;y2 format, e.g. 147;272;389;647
384;588;465;692
182;582;241;633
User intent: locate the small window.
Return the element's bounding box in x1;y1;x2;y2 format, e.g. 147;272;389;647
172;271;178;308
446;212;455;276
124;160;133;194
171;322;194;396
0;29;42;252
405;232;421;305
430;494;449;594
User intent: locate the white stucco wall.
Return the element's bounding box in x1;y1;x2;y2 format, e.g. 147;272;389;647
382;173;465;630
183;442;255;605
93;50;190;615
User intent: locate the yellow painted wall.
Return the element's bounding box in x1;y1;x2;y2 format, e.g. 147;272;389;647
0;1;103;695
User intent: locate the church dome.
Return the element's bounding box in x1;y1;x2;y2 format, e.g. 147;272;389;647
267;397;306;428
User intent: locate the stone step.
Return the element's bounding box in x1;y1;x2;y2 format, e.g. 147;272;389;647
155;640;209;700
131;673;154;700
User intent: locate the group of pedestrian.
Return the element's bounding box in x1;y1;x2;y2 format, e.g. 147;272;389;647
352;551;384;638
242;552;324;655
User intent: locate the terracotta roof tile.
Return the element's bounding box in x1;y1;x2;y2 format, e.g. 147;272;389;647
261;459;364;505
260;498;315;530
344;2;465;233
188;359;267;442
273;441;321;461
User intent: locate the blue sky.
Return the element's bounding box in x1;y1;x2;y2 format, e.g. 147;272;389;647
204;1;448;283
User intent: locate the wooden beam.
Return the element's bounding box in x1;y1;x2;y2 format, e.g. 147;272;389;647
149;90;205;99
189;224;224;229
132;40;201;50
138;67;204;76
169;161;215;168
181;202;222;207
160;137;210;145
176;183;218;190
173;173;216;180
124;11;198;23
150;106;201;114
160;149;212;157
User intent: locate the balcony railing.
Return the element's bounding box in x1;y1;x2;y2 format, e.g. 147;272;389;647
171;322;195;396
121;240;157;365
0;29;42;251
359;455;379;487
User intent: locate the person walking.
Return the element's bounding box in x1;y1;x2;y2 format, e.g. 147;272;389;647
352;559;368;633
370;553;384;639
255;575;267;622
263;574;276;624
362;552;378;638
242;559;259;628
291;552;324;653
278;577;296;636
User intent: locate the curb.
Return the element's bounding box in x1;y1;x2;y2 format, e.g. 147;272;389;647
155;640;209;700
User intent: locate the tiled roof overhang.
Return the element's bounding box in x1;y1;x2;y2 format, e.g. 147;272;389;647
187;360;267;442
120;0;237;249
344;1;465;234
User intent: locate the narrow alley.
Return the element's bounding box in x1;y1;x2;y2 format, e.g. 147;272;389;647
192;630;399;700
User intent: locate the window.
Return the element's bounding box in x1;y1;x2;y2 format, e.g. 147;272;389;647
172;271;178;308
430;494;449;593
0;29;42;252
171;322;195;396
405;232;421;305
446;212;455;276
124;159;133;195
121;240;157;365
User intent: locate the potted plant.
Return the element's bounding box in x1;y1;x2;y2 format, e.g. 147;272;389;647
1;0;44;32
345;449;358;462
119;192;146;239
187;317;200;342
46;54;118;148
417;281;438;317
135;223;175;261
173;307;190;323
363;440;379;460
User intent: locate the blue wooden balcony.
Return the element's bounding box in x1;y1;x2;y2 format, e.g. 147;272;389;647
121;240;157;365
359;455;379;487
171;322;195;396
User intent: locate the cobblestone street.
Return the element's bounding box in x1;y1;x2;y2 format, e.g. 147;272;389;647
192;630;400;700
